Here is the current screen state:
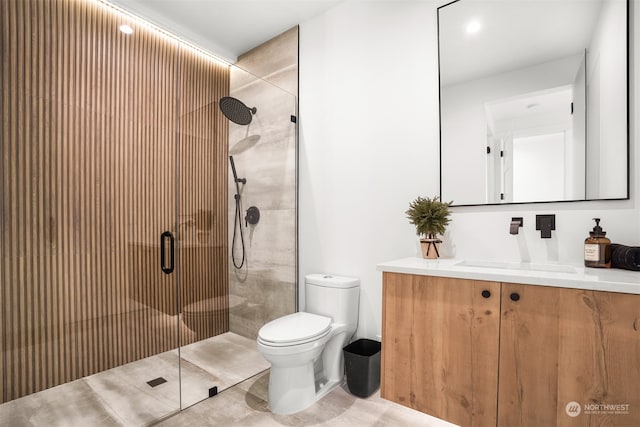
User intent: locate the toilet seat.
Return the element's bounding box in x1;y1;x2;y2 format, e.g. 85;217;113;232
258;312;331;347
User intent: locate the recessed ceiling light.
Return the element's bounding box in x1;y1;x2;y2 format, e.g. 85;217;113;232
119;24;133;35
466;20;482;35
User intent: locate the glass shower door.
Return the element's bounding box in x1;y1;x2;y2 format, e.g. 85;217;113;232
174;52;298;408
171;44;231;408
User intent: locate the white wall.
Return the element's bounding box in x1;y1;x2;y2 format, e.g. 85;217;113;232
299;0;638;340
299;1;439;339
587;0;628;199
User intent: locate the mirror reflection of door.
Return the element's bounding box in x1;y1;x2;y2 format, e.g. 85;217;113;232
512;132;565;203
484;81;585;204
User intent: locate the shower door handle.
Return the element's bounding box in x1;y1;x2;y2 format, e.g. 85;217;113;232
160;231;175;274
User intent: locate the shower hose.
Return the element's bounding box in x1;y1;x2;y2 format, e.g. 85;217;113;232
232;193;246;269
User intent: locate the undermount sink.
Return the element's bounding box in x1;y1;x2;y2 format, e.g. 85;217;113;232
455;260;577;274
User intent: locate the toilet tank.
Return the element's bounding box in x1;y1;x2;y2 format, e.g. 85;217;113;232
305;274;360;327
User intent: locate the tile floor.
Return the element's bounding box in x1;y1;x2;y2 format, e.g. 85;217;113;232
158;371;457;427
0;332;269;426
0;332;456;427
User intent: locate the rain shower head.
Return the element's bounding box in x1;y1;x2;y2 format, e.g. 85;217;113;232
220;96;257;125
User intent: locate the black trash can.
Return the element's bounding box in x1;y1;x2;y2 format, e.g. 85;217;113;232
343;338;381;398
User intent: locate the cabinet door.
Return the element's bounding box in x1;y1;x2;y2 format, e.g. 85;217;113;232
498;283;640;426
382;273;501;427
498;283;562;426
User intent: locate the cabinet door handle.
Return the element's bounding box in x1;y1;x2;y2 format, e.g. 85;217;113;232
481;290;491;298
510;292;520;302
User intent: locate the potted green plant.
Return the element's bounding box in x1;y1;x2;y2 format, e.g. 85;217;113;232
406;195;452;259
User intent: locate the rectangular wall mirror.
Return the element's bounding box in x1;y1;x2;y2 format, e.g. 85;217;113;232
438;0;628;206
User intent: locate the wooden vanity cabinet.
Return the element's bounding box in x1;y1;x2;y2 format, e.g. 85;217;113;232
499;282;640;427
382;273;640;427
381;272;502;427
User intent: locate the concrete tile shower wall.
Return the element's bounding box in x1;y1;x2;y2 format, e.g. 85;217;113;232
228;28;298;339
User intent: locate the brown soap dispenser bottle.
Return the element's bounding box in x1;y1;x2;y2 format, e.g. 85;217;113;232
584;218;611;268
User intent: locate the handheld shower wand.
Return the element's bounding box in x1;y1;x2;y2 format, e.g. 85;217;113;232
229;155;246;186
229;156;246;269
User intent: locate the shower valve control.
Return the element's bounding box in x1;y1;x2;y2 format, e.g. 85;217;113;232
245;206;260;227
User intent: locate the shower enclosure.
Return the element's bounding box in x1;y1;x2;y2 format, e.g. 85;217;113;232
0;0;297;424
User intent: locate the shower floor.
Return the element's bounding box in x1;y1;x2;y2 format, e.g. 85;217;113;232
0;332;269;426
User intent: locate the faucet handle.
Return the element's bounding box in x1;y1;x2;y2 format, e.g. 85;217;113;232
535;214;556;239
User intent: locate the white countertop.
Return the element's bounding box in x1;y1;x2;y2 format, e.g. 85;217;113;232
376;257;640;295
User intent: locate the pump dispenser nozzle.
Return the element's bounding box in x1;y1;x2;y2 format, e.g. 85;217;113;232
590;218;606;237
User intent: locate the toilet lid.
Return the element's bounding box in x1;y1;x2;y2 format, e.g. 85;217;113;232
258;312;331;345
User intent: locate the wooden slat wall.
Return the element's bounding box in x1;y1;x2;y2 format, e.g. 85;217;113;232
0;0;229;403
177;48;229;343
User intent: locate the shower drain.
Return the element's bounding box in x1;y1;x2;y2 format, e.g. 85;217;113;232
146;377;167;388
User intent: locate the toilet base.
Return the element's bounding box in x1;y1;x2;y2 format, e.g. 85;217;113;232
268;363;342;415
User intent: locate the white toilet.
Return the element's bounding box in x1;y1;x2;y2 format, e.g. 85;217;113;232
257;274;360;414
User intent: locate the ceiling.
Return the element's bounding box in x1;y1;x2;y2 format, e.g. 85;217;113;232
108;0;342;62
485;86;573;136
438;0;604;86
107;0;608;83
